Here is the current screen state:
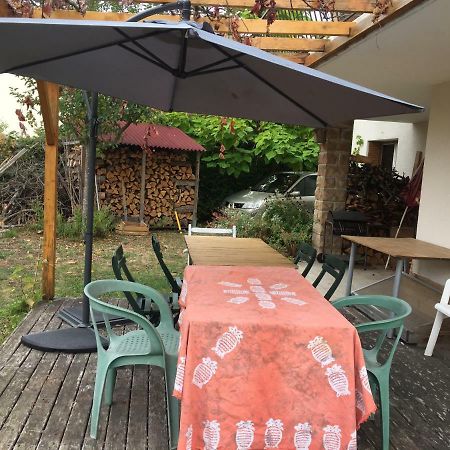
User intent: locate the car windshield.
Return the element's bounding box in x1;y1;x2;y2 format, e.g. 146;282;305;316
252;173;300;193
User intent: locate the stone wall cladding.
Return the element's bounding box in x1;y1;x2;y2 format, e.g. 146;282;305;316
312;127;352;254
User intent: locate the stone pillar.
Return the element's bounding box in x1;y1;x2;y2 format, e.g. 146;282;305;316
312;127;353;255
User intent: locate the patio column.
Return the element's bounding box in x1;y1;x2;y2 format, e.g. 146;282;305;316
37;81;60;300
312;126;353;254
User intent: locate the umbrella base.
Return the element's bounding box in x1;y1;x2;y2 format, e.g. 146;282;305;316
21;327;107;353
58;305;129;328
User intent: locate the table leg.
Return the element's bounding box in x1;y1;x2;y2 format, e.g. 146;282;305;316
345;242;357;296
388;258;405;339
392;258;404;297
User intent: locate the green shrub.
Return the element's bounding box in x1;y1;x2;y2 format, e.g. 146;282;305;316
30;205;117;239
211;198;313;256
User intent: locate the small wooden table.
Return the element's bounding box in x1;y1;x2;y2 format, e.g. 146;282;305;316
184;236;293;267
342;236;450;297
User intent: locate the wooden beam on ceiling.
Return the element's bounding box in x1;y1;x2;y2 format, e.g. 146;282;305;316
251;36;326;52
137;0;375;13
34;9;352;36
0;0;14;17
305;0;425;66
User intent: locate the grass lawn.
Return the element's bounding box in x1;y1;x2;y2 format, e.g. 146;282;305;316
0;228;187;344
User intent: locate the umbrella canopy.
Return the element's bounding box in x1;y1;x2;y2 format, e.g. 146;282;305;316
0;18;423;127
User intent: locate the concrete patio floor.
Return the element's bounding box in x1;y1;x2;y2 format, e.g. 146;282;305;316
0;264;448;449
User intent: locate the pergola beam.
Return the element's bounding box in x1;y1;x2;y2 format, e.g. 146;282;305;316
305;0;424;66
138;0;375;13
34;9;352;36
252;37;326;52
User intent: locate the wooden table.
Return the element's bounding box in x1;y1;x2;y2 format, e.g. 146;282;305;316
184;236;293;267
342;236;450;297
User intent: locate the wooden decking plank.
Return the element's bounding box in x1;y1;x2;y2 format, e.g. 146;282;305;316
0;299;61;372
148;365;169;450
36;352;89;449
13;352;75;449
59;352;97;449
126;365;149;450
102;366;132;449
0;351;60;449
0;301;51;369
0;300;70;430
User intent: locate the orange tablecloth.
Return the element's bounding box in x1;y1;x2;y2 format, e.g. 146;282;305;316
174;266;376;450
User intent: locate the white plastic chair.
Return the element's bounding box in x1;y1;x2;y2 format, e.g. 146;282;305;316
188;224;237;238
424;279;450;356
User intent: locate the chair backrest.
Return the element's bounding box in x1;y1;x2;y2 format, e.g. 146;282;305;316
85;279;175;356
188;224;237;238
111;245;145;314
332;294;412;368
312;254;346;300
151;235;181;295
294;241;317;277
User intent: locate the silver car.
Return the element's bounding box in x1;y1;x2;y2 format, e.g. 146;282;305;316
223;171;317;212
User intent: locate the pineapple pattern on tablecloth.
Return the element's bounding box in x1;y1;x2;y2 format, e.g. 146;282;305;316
236;420;255;450
355;389;365;414
211;326;244;359
192;357;218;389
203;420;221;450
326;364;351;397
219;279;307;310
307;336;335;367
360;366;372;393
347;430;357;450
228;296;249;304
294;422;312;450
323;425;341;450
264;418;284;448
185;425;193;450
174;356;186;393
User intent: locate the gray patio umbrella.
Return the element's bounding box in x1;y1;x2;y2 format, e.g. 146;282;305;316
0;17;422;127
0;7;423;352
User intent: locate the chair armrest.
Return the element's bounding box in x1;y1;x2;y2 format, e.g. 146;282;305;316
438;279;450;305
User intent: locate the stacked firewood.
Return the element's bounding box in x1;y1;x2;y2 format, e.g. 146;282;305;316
346;161;410;230
97;147;196;226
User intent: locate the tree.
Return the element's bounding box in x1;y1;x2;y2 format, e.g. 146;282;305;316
154;111;319;177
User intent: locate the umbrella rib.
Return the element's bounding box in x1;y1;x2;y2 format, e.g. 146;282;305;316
210;44;328;127
5;28;171;74
187;65;242;77
114;28;175;74
118;43;175;75
185;54;244;77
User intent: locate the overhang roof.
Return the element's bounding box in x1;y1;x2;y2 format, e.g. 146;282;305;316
314;0;447;123
108;123;205;152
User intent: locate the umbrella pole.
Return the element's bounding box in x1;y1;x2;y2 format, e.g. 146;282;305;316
82;92;99;324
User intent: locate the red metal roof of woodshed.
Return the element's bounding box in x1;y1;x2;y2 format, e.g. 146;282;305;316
116;123;205;152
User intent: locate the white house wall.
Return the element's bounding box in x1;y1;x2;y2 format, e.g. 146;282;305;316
415;81;450;285
0;74;25;133
352;120;428;176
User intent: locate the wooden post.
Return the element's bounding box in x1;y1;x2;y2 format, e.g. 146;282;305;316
191;152;201;226
139;150;147;223
37;81;60;300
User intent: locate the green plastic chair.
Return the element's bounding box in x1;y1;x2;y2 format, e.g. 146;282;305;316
294;241;317;277
312;254;347;300
85;279;180;449
111;245;159;323
332;295;412;450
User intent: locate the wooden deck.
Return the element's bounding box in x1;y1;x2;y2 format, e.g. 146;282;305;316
0;297;449;449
